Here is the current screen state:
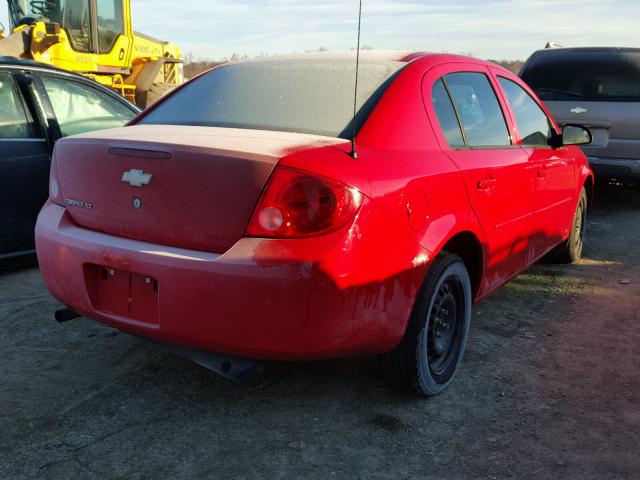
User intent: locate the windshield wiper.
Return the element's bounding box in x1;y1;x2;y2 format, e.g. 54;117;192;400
535;88;583;98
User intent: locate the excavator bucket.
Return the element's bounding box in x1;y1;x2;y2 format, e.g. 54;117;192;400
0;27;31;57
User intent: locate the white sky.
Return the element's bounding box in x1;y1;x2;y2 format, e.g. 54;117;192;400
2;0;638;61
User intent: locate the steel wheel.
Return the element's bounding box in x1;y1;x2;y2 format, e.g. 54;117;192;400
572;196;587;256
550;187;588;264
427;276;466;378
381;252;472;396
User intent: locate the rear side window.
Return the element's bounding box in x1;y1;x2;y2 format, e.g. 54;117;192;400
522;51;640;102
498;77;552;146
444;72;511;147
0;72;39;139
41;76;135;137
431;79;465;147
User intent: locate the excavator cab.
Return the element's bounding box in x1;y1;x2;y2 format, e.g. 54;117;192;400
3;0;182;107
9;0;133;62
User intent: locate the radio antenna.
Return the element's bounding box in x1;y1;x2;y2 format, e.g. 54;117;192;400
350;0;363;159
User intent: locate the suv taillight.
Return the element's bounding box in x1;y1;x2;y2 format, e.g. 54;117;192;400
246;166;363;238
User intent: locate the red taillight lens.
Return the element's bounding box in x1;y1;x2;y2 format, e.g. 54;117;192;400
246;166;363;238
49;150;65;207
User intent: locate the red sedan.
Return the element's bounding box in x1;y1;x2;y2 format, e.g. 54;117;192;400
36;52;593;395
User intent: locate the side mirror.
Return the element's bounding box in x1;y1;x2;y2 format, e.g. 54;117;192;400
560;124;592;146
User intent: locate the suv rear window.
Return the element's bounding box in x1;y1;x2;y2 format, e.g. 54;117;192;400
521;51;640;102
139;59;406;139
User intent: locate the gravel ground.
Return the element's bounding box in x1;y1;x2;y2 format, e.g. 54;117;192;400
1;185;639;480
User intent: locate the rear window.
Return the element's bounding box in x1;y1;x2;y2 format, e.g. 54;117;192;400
139;59;406;139
521;51;640;102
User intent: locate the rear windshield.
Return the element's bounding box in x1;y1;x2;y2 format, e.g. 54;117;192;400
521;51;640;102
139;59;406;139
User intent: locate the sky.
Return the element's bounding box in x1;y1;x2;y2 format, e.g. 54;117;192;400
1;0;638;61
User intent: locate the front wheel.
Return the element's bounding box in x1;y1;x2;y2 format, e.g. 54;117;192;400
550;187;588;264
381;252;472;396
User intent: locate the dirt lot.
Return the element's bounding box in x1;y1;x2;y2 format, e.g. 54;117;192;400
1;185;639;480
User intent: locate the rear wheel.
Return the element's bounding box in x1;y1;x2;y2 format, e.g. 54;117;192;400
550;187;587;264
381;252;472;396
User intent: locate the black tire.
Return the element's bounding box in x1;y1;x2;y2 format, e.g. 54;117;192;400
549;187;587;264
141;82;176;108
381;252;472;396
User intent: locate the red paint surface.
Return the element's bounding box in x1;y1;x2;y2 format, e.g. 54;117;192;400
36;53;592;360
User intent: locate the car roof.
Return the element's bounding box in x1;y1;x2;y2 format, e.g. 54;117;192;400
235;50;413;63
530;46;640;56
232;50;501;70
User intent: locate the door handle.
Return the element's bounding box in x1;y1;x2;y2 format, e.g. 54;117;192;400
476;178;496;190
537;166;548;178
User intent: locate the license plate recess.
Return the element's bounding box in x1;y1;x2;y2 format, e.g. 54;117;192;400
84;264;159;325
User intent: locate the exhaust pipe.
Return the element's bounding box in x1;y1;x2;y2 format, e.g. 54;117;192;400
137;336;267;382
55;308;81;323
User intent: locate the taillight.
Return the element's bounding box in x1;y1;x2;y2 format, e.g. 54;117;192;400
49;150;65;207
246;166;363;238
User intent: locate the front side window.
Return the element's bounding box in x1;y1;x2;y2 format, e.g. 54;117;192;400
498;77;552;147
0;73;39;139
444;72;511;147
41;76;135;137
63;0;93;53
96;0;124;53
431;78;464;147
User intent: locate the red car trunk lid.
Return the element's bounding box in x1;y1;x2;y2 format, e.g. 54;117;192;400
55;125;347;253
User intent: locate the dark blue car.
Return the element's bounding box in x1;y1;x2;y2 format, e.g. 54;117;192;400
0;57;139;264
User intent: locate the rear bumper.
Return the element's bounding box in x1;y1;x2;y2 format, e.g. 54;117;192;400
588;156;640;182
36;201;429;360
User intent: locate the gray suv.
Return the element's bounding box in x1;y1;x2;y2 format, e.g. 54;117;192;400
520;47;640;185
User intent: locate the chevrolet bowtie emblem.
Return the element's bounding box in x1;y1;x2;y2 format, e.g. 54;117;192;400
570;107;588;114
121;169;153;188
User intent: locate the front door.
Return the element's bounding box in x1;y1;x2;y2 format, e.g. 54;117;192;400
495;74;576;258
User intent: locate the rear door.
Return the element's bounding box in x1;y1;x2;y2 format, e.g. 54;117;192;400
0;69;51;257
424;64;535;293
495;73;576;258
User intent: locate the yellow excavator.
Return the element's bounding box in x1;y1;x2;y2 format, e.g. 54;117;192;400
0;0;183;107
